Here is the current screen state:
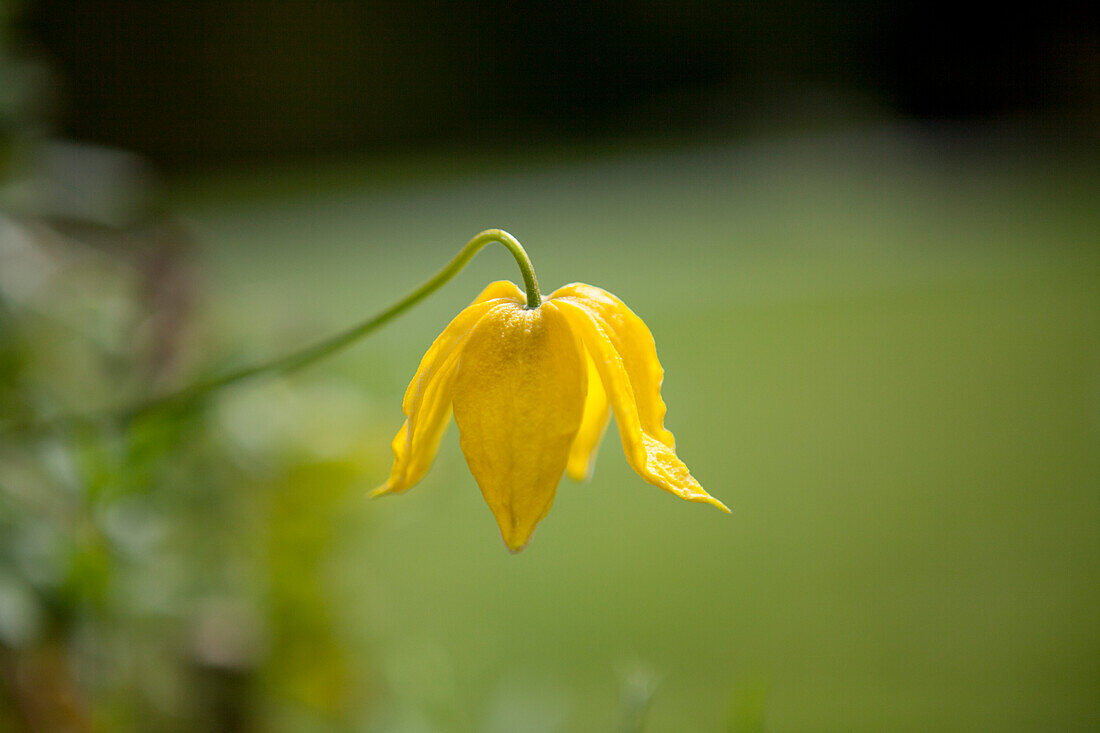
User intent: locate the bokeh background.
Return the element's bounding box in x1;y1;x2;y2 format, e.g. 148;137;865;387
1;1;1098;731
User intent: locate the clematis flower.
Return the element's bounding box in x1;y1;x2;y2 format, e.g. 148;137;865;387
374;279;728;551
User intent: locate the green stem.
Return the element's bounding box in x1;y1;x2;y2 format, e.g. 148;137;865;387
6;229;542;432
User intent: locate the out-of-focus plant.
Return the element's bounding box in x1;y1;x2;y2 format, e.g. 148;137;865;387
0;202;380;731
0;20;378;719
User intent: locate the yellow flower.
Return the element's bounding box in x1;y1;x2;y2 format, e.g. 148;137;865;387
374;280;729;551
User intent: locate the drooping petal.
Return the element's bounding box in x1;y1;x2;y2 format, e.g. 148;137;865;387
373;298;509;497
565;351;610;481
372;347;461;497
452;302;587;551
551;283;674;448
554;299;729;512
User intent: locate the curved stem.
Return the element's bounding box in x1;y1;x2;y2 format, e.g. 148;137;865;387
6;229;543;432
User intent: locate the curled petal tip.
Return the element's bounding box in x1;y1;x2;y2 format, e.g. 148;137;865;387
370;483;396;499
564;449;597;482
706;495;732;514
681;486;730;513
564;466;588;483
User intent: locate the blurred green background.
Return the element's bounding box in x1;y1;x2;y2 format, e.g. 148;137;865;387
1;1;1098;731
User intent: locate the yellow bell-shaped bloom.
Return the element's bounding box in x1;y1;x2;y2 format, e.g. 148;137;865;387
374;280;728;551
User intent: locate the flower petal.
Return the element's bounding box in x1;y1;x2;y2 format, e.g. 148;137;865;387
551;283;674;448
452;302;586;551
471;279;526;306
373;298;505;497
554;299;729;513
565;351;610;481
